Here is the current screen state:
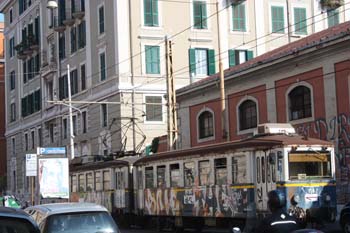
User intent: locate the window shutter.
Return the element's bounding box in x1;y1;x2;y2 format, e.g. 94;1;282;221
154;46;160;74
246;50;253;60
19;0;23;14
152;0;159;26
59;77;63;100
193;2;201;28
229;49;236;67
35;17;40;43
201;3;207;28
145;46;151;73
207;49;215;75
21;98;25;117
23;61;27;83
189;48;196;76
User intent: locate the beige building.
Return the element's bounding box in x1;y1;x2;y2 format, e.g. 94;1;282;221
0;0;348;196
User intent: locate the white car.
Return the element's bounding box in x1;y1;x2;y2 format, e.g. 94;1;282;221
25;202;120;233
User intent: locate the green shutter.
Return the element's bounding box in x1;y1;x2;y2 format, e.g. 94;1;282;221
153;46;160;74
294;8;306;35
145;46;152;74
246;50;253;60
152;0;159;26
189;48;196;75
207;49;215;75
232;4;246;31
271;6;284;33
229;49;236;67
193;1;207;29
144;0;158;26
327;9;339;27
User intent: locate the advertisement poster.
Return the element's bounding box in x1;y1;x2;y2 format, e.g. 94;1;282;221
39;158;69;199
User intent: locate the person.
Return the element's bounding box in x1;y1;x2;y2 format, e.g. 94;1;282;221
256;190;302;233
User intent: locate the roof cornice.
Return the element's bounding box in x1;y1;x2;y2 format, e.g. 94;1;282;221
0;0;12;12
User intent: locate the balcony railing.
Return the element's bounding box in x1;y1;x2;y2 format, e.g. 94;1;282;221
27;34;39;51
319;0;343;9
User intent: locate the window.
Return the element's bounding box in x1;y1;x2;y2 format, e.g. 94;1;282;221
198;110;214;139
189;48;215;76
116;171;125;189
80;64;86;91
63;118;67;139
24;133;28;151
137;169;143;189
271;6;284;33
232;158;238;184
261;156;265;183
327;9;339;27
145;167;154;188
79;174;85;191
23;61;27;84
71;175;77;192
257;157;260;183
38;128;42;147
82;111;87;133
9;8;13;23
11;138;15;156
70;27;77;54
184;162;195;187
10;71;15;90
145;96;162;122
193;1;207;29
78;20;86;48
289;86;311;121
31;131;35;149
157;165;166;188
170;164;180;187
199;160;210;186
100;52;106;81
59;75;68;100
145;45;160;74
228;49;253;67
49;123;54;143
21;90;41;117
95;171;102;191
10;103;16;122
73;115;77;136
103;172;111;190
239;100;257;130
101;104;107;127
215;158;227;185
98;6;105;34
9;37;15;58
70;69;78;95
59;33;65;60
144;0;158;26
232;3;246;31
294;8;307;35
86;173;93;191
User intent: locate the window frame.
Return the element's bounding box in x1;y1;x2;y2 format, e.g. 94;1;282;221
197;108;215;142
143;0;159;27
101;104;108;127
192;0;208;30
99;50;106;81
238;99;258;131
293;7;307;35
214;158;227;185
144;95;163;123
145;166;154;189
327;9;339;28
271;5;285;33
98;4;105;35
170;163;181;187
198;160;211;186
287;84;313;122
231;3;246;32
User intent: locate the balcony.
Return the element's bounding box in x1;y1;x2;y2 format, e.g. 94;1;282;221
63;8;75;26
14;43;27;60
72;0;85;20
27;34;39;51
52;16;66;33
319;0;343;9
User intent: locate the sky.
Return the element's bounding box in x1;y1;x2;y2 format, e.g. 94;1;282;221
0;14;3;22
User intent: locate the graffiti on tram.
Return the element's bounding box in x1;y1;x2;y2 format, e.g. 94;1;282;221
144;185;254;217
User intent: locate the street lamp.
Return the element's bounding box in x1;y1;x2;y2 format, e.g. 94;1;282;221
46;0;58;9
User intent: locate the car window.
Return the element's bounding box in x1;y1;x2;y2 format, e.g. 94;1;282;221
0;217;39;233
45;211;119;233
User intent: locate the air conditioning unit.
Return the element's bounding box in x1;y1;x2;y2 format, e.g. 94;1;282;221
255;123;296;135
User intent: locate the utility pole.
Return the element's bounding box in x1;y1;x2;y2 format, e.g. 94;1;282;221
67;64;75;159
165;37;177;150
216;1;227;140
286;0;291;43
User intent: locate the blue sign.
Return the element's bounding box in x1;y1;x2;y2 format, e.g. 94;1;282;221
38;147;66;155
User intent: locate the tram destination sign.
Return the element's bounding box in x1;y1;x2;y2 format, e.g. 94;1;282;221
37;147;66;155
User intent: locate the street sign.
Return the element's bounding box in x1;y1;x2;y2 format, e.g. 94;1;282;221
26;154;37;177
38;147;66;155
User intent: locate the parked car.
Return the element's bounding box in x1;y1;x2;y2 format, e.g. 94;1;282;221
0;206;40;233
340;202;350;233
25;202;120;233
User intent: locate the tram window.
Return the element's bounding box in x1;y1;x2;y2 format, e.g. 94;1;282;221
145;167;154;188
71;175;77;192
289;151;332;180
157;165;166;188
215;158;227;185
103;171;111;190
86;173;93;191
232;158;238;184
269;153;277;182
267;158;271;183
199;160;210;186
257;157;260;183
184;162;195;187
261;156;265;183
79;174;85;192
170;164;180;187
137;168;143;189
116;171;125;189
95;171;102;191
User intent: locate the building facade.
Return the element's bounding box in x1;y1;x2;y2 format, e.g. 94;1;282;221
0;22;6;193
176;21;350;203
0;0;348;196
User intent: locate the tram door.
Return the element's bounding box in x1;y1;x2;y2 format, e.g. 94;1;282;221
255;151;277;212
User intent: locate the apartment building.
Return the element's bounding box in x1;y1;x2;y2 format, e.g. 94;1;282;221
0;22;6;193
0;0;348;196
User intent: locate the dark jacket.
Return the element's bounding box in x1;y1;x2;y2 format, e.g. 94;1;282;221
256;209;302;233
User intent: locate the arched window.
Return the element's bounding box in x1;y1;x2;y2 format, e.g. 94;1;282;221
239;100;257;130
198;111;214;139
288;86;311;121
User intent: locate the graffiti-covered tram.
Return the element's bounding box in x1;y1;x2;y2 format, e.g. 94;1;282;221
133;124;336;230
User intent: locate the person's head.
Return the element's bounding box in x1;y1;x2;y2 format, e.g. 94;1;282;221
267;189;286;212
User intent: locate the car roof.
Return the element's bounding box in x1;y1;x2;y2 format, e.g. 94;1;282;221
0;207;39;226
26;202;108;216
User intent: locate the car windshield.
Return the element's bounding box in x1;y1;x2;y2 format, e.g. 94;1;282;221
0;217;38;233
46;211;119;233
288;151;332;180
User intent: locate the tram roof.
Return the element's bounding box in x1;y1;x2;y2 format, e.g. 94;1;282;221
135;134;333;165
70;156;139;172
